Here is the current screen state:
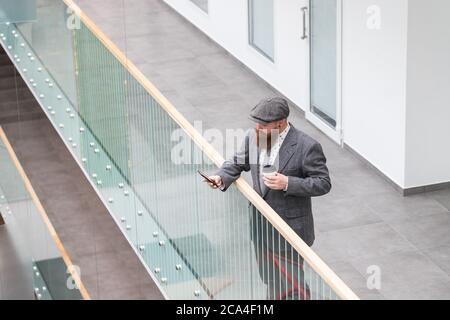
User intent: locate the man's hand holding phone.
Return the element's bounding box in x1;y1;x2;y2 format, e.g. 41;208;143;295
199;170;223;189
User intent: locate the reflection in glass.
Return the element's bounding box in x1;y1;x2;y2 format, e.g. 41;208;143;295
248;0;274;61
310;0;337;127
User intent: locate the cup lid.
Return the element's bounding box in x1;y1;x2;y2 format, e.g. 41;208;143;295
262;165;277;174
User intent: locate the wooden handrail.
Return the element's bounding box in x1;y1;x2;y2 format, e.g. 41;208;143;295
62;0;358;300
0;127;90;300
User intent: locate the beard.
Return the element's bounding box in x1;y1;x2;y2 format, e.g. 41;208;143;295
256;128;279;151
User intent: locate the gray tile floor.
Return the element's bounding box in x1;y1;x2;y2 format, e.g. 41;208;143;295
73;0;450;300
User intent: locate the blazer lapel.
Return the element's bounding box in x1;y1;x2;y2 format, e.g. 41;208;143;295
277;126;298;173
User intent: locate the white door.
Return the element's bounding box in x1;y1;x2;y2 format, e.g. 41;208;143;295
302;0;343;144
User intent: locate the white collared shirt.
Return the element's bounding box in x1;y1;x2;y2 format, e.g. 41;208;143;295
259;123;291;192
259;124;291;192
259;124;291;169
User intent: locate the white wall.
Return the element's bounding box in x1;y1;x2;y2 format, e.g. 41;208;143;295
404;0;450;188
164;0;310;110
341;0;409;188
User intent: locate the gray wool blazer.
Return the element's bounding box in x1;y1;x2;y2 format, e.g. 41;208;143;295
216;124;331;247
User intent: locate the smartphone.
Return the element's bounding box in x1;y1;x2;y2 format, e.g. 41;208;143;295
197;170;219;187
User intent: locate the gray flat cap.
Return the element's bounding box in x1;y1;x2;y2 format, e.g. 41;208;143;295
249;97;290;124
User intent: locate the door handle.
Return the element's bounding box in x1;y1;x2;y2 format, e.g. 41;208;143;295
301;6;308;40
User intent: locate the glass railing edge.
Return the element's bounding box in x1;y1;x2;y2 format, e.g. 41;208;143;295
0;126;91;300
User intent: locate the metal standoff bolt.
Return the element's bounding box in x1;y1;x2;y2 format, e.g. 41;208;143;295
152;231;159;238
161;277;167;284
34;288;40;292
94;148;100;153
139;245;145;251
7;45;11;50
16;58;20;63
37;67;42;72
20;43;25;47
29;56;34;60
70;113;75;118
126;225;131;230
175;264;182;271
154;268;160;274
82;157;87;162
32;83;36;87
106;165;111;171
50;111;55;115
49;83;53;87
120;217;126;222
35;272;40;277
37;293;42;299
66;108;71;113
108;198;114;203
27;52;32;57
57;95;62;100
158;240;165;246
29;78;34;82
45;78;50;83
97;180;102;185
89;142;95;147
137;210;143;216
72;143;77;148
68;137;73;142
92;173;97;178
39;94;44;99
33;266;37;271
194;290;201;297
118;183;124;189
47;106;52;110
79;127;85;132
124;190;129;196
23;68;27;72
58;123;64;128
42;287;47;291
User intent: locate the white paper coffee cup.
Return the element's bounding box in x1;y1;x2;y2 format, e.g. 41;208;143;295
262;165;277;177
